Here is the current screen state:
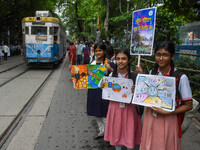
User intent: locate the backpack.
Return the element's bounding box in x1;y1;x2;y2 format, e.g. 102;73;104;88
172;69;185;138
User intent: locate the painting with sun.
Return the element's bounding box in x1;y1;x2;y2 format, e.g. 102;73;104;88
132;74;176;111
101;76;133;103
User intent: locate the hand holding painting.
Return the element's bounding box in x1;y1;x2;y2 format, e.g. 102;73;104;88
135;63;143;74
131;85;135;94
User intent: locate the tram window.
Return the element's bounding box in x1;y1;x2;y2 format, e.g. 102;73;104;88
25;27;29;34
31;26;47;35
50;27;54;35
54;27;58;35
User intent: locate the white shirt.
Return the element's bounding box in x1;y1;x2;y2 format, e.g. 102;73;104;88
3;45;9;53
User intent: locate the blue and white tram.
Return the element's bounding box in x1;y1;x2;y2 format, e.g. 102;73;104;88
22;11;66;65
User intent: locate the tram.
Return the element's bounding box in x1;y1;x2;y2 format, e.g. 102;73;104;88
22;11;66;66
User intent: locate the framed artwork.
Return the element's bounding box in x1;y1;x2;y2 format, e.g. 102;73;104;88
132;74;176;111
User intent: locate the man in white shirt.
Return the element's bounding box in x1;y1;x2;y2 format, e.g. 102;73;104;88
76;40;83;65
3;43;9;60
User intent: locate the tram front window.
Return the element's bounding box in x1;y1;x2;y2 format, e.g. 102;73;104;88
31;26;47;35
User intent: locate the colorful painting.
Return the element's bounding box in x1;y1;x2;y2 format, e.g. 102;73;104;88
71;65;88;89
88;65;106;89
132;74;176;111
130;7;157;56
70;65;106;89
101;77;133;103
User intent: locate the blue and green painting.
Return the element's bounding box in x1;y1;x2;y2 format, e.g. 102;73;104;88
88;65;106;89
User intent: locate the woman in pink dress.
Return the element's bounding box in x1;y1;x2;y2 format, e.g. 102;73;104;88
140;41;193;150
103;49;142;150
68;42;76;65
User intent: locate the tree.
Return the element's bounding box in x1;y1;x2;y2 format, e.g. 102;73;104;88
0;0;58;44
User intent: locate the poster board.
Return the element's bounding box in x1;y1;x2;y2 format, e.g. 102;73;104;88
71;65;88;89
101;76;133;103
130;7;157;56
88;65;106;89
71;65;106;89
132;74;176;111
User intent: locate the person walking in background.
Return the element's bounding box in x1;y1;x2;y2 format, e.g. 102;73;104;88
3;43;9;60
103;49;142;150
87;42;113;140
76;40;83;65
68;41;77;65
0;45;3;64
140;41;192;150
82;42;90;64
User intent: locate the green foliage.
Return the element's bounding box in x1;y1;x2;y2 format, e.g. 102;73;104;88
175;56;200;101
154;6;187;47
175;56;200;70
1;0;200;44
0;0;58;43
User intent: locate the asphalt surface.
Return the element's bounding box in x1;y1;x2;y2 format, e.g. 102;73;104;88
33;58;115;150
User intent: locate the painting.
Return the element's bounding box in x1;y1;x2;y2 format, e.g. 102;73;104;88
88;65;106;89
101;77;133;103
70;65;106;89
132;74;176;111
130;7;157;56
71;65;88;89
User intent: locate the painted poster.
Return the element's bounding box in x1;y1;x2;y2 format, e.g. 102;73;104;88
101;77;133;103
88;65;106;89
130;7;157;56
70;65;106;89
71;65;88;89
132;74;176;111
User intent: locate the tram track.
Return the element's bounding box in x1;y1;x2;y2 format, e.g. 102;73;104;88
0;67;55;148
0;62;26;74
0;67;30;88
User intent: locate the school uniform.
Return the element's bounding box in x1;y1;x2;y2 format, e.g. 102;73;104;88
87;60;109;136
140;68;192;150
104;72;142;149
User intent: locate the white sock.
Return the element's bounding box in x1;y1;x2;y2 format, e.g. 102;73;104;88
115;145;122;150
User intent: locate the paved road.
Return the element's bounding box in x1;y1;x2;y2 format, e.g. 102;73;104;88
33;58;114;150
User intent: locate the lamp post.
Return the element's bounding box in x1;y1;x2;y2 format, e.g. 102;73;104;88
126;0;130;44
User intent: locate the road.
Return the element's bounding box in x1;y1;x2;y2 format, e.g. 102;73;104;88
0;55;199;150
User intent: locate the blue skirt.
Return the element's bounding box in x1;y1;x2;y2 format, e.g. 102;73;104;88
87;89;109;117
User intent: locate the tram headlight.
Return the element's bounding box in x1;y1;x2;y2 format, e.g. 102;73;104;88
36;17;41;22
37;50;41;54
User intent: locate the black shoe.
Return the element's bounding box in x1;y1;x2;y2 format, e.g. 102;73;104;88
94;135;104;140
105;141;112;147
